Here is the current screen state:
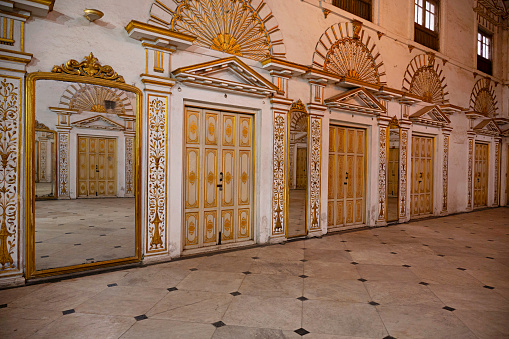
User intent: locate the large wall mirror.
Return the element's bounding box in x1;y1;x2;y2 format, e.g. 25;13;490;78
287;101;308;238
26;56;142;279
387;120;400;222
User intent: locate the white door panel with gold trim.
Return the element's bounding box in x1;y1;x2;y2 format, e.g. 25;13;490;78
411;135;433;216
78;136;117;198
184;107;253;249
327;126;365;229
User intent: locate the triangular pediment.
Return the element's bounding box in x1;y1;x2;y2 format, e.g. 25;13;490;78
324;88;386;115
474;118;501;136
410;105;450;127
172;56;280;97
72;115;125;131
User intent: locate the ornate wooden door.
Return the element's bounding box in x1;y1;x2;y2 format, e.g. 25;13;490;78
474;142;489;207
296;147;307;189
184;108;253;249
388;148;399;197
411;135;433;216
78;136;117;197
327;126;365;230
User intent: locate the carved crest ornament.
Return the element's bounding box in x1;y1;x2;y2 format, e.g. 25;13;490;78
52;53;125;83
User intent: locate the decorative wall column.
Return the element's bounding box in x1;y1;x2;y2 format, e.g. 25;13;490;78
494;137;501;206
0;1;52;284
126;21;194;258
399;119;412;221
53;110;73;199
441;127;452;214
376;116;392;225
467;131;476;211
308;104;326;235
271;97;292;241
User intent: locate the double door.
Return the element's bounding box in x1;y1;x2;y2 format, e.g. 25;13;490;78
327;126;365;229
474;142;489;207
77;136;116;197
411;135;433;216
184;108;253;249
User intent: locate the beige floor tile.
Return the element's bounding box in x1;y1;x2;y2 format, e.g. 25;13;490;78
302;300;387;337
222;295;302;331
239;273;303;298
304;249;352;263
120;319;215;339
249;259;304;276
409;267;484;286
355;264;421;282
304;278;370;303
117;265;190;288
349;250;403;265
212;325;286;339
0;283;48;305
196;254;253;273
0;307;61;339
428;284;509;312
177;271;244;293
364;281;444;306
377;305;477;339
304;261;361;280
30;313;135;339
257;246;304;262
75;286;167;317
147;290;233;323
453;310;509;339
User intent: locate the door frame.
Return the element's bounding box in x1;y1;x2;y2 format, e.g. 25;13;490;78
410;133;435;218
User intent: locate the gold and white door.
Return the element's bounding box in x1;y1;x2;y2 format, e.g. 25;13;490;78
184;107;253;249
327;126;365;229
78;136;117;197
474;142;489;207
411;135;433;216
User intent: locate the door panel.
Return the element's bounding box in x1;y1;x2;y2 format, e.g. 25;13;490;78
474;143;489;207
411;135;433;216
184;108;254;249
328;125;365;229
78;136;116;198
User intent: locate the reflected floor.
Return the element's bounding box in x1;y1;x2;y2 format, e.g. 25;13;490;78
288;189;306;238
387;196;398;222
35;182;55;198
35;198;136;271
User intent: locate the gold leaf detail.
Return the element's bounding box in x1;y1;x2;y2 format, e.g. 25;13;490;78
189;171;197;184
207;171;215;185
211;34;242;56
241;172;248;184
225;172;232;184
52;52;125;83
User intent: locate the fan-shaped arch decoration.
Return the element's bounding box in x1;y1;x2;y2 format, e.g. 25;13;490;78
312;22;386;85
149;0;286;61
290;100;308;132
470;78;498;117
58;83;134;116
402;53;448;104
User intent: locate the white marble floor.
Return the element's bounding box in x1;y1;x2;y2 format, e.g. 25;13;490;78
34;198;136;270
1;208;508;338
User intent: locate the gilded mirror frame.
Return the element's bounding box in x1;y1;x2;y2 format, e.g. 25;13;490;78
286;100;309;238
25;71;142;279
386;117;400;223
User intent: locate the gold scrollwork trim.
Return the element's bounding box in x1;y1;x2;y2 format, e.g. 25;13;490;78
25;72;142;279
52;52;125;83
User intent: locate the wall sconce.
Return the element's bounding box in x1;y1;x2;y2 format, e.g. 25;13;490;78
84;9;104;22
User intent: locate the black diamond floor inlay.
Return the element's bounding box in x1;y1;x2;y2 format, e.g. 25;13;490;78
0;304;7;308
299;275;308;278
437;254;445;257
294;328;310;336
107;283;118;287
300;259;308;262
252;256;259;259
189;268;198;271
402;264;411;268
419;282;429;286
74;243;81;246
483;285;495;290
390;252;397;254
381;242;387;244
167;287;178;292
443;306;455;312
35;241;42;244
40;255;49;258
242;271;252;275
368;301;380;306
134;314;148;321
358;278;367;282
457;267;466;271
114;246;121;248
297;296;308;301
340;240;347;243
230;291;241;296
345;249;352;252
212;321;226;328
486;257;494;259
383;336;397;339
62;309;75;315
351;262;359;265
466;246;472;248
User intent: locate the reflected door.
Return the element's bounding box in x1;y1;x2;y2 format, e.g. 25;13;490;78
296;148;307;189
184;108;253;249
327;126;365;229
411;135;433;216
78;136;117;197
474;142;489;207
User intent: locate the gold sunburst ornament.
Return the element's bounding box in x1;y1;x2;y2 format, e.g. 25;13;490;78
402;53;448;104
470;78;498;117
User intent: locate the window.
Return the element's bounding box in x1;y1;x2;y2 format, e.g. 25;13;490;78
414;0;439;51
332;0;372;22
477;29;493;75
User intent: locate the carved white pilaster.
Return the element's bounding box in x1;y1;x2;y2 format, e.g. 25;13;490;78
467;131;476;211
399;119;412;221
441;126;452;214
377;116;392;225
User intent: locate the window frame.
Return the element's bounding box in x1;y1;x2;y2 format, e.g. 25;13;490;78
477;27;493;75
414;0;439;32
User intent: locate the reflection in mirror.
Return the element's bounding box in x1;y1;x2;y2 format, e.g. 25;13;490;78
33;79;137;272
387;124;400;222
288;108;308;238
